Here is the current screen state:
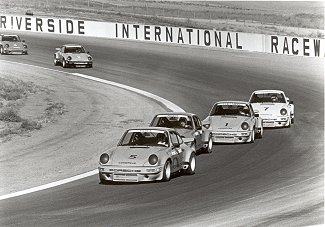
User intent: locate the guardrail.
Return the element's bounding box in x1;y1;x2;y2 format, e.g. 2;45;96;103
0;15;324;58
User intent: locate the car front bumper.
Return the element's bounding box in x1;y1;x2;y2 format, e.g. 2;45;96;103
261;116;290;127
203;130;251;143
3;47;27;54
98;165;164;182
66;60;92;66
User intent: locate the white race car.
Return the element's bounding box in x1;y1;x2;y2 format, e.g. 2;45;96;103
202;101;263;144
249;90;294;127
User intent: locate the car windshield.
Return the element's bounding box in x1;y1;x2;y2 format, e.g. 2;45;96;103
119;130;169;147
210;103;251;117
250;93;286;103
2;35;20;42
64;46;85;53
151;115;193;129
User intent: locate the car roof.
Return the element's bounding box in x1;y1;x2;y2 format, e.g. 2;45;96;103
154;112;195;117
126;127;175;132
252;90;284;94
63;44;83;48
1;34;19;36
214;101;250;105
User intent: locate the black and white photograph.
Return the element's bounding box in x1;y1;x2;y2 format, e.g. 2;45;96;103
0;0;324;226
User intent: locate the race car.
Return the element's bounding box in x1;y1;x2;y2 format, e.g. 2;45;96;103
202;101;263;144
0;34;28;55
98;127;196;183
249;90;294;127
149;112;212;153
54;44;93;68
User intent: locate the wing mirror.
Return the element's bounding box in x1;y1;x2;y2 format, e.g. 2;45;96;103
22;40;25;42
289;100;294;104
87;51;90;54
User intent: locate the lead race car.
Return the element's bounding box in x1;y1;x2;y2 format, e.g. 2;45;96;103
249;90;294;127
0;34;28;55
149;112;212;153
98;127;196;183
54;44;93;68
202;101;263;144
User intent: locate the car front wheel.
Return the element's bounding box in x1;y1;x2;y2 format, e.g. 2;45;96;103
185;153;196;175
62;59;68;68
0;46;4;55
162;161;171;182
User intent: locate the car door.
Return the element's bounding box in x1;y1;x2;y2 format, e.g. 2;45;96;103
169;131;182;172
192;115;203;149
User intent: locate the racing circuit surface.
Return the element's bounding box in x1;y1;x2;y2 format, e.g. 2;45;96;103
0;32;324;226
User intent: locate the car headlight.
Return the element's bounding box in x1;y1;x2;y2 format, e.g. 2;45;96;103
100;153;109;164
5;44;9;48
280;108;287;115
67;56;72;60
241;122;249;130
203;124;210;129
23;44;27;49
88;56;92;61
148;154;158;165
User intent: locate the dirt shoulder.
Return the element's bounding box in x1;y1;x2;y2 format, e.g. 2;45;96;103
0;61;166;195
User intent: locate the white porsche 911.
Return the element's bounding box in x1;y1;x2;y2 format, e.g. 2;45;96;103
249;90;294;128
202;101;263;144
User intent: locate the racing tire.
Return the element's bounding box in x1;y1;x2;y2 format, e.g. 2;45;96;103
53;58;59;66
0;46;4;55
250;128;255;143
256;127;263;139
62;59;68;68
205;136;213;153
185;153;196;175
162;160;171;182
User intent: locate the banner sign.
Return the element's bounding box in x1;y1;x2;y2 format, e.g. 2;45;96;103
0;15;324;57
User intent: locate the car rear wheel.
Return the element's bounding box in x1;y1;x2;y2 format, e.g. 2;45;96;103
185;153;196;175
162;161;171;182
205;136;213;153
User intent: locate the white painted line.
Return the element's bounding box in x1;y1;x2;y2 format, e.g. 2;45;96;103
0;60;184;201
0;170;98;201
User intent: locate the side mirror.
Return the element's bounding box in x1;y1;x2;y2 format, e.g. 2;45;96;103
22;40;25;42
254;113;259;117
289;100;294;104
254;110;259;113
55;48;61;51
87;51;90;54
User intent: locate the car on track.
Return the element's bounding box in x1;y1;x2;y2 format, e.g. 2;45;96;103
149;112;212;153
0;34;28;55
202;101;263;144
53;44;93;68
98;127;196;183
249;90;294;127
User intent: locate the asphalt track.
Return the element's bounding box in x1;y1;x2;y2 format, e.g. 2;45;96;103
0;32;324;226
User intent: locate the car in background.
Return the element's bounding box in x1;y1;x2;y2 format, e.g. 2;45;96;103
249;90;294;127
54;44;93;68
98;127;196;183
150;112;212;153
0;34;28;55
202;101;263;144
